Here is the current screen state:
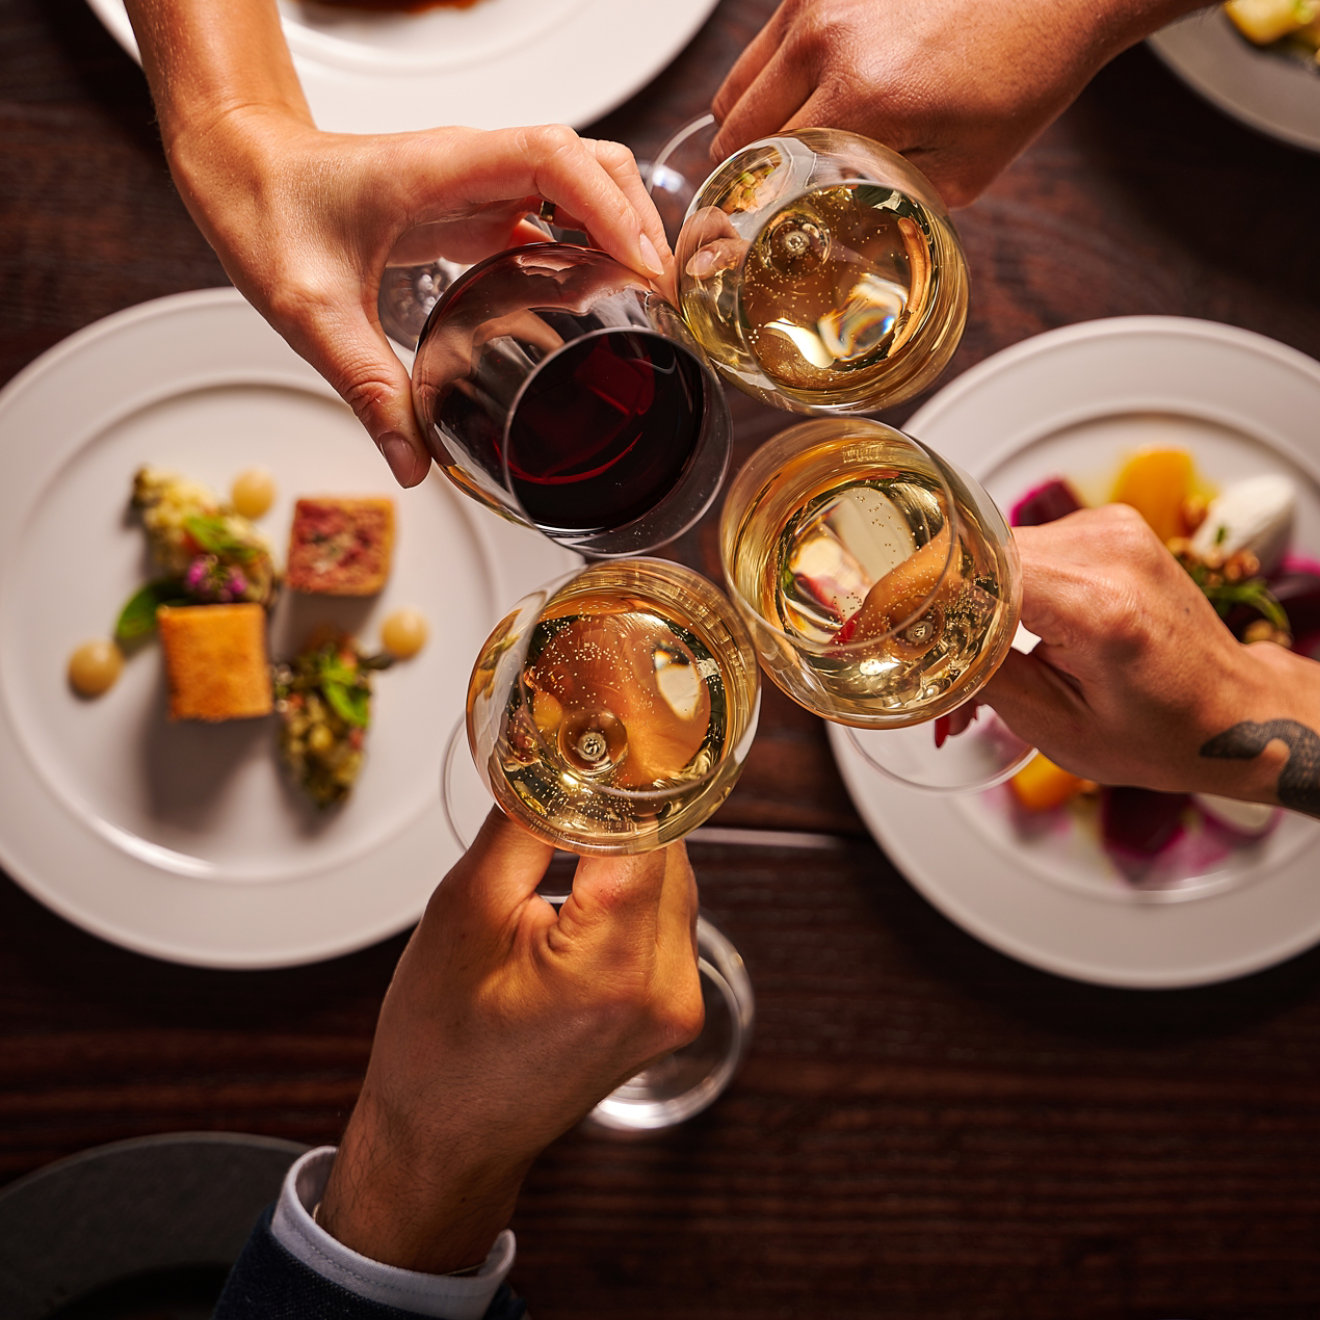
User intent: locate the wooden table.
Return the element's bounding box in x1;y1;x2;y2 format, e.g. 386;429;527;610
3;2;1320;1316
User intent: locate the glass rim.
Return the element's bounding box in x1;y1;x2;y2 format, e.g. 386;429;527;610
679;121;954;245
717;421;963;655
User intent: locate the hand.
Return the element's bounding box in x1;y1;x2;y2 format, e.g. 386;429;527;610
167;112;671;486
711;0;1199;206
317;813;703;1274
980;504;1303;803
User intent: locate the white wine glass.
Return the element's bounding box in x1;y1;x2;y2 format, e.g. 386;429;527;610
658;122;968;415
449;557;761;855
719;416;1034;793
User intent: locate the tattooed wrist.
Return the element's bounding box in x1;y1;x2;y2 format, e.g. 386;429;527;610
1199;720;1320;818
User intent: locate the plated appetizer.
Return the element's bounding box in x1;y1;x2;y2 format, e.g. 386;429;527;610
70;464;424;810
1006;447;1318;876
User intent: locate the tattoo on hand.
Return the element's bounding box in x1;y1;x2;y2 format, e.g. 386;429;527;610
1199;720;1320;817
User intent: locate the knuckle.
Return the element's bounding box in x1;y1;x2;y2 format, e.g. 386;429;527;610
660;987;706;1051
263;267;337;329
593;138;636;170
528;123;581;162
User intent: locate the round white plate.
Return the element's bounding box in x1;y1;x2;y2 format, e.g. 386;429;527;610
830;316;1320;988
85;0;721;134
0;288;576;968
1149;9;1320;153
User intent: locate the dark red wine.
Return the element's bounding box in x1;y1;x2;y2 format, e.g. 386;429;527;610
504;332;705;533
434;329;706;536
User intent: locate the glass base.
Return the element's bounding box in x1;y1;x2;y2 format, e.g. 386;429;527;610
583;914;753;1135
845;707;1036;794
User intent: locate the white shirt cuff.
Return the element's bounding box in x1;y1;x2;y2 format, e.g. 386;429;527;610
269;1146;516;1320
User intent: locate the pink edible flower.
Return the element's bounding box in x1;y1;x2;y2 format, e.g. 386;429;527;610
185;557;210;591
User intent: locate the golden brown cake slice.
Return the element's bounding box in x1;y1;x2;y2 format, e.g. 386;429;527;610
157;603;273;721
286;496;396;596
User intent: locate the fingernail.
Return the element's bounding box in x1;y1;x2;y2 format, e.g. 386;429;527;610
377;432;428;487
638;232;665;279
689;250;719;280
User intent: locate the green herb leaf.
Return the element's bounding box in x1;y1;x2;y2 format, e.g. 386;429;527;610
184;513;257;561
115;578;189;642
319;659;362;688
323;679;370;728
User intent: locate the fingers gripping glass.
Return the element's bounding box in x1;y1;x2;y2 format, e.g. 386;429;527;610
718;417;1034;793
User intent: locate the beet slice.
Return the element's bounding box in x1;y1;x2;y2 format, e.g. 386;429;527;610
1100;786;1190;859
1010;478;1084;527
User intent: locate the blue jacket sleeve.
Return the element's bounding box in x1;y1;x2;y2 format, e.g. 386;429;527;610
213;1207;527;1320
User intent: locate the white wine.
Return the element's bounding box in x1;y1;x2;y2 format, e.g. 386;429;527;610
677;131;968;413
721;426;1019;727
466;561;759;853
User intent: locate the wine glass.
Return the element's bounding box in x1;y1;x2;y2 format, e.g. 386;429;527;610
643;113;722;247
583;912;753;1134
410;242;732;557
655;122;968;415
452;556;761;855
718;416;1034;793
377;258;468;351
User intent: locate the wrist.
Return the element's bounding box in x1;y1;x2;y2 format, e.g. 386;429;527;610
1193;641;1316;811
127;0;313;152
317;1088;529;1275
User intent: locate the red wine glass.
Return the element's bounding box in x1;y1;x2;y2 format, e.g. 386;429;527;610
410;242;731;557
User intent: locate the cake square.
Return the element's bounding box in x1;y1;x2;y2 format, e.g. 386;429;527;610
157;603;273;721
286;496;395;596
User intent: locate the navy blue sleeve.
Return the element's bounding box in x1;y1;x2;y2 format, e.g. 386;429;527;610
213;1206;527;1320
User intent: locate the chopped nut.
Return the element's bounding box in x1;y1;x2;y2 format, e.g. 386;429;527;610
1243;618;1292;647
1180;494;1209;534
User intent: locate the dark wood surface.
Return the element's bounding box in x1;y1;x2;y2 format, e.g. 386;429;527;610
3;2;1320;1316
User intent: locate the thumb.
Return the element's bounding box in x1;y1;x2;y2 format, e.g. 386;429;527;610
436;810;556;929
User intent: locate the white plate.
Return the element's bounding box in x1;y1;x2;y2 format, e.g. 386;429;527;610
1149;9;1320;153
85;0;721;133
0;288;576;968
830;316;1320;988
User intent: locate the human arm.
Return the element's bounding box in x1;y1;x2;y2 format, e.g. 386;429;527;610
315;812;702;1274
981;504;1320;817
214;812;702;1316
121;0;670;487
710;0;1209;207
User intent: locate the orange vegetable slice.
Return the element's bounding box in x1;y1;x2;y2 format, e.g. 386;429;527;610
1109;448;1195;542
1008;753;1088;813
